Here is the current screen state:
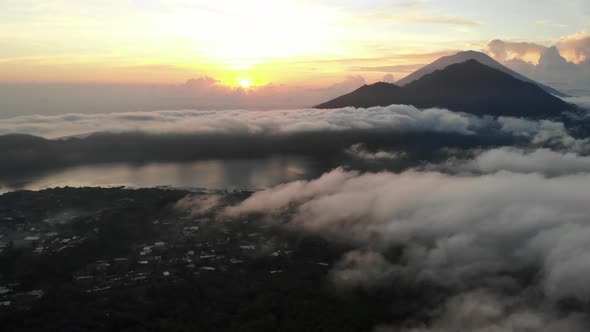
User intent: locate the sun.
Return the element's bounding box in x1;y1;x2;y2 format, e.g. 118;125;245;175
239;79;252;89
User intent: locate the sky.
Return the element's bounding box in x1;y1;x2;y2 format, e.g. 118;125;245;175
2;0;589;86
1;0;590;117
4;3;590;329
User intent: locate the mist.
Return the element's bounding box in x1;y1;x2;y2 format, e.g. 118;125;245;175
0;105;483;139
222;167;590;330
0;76;366;119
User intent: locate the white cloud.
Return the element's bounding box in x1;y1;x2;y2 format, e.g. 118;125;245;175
0;104;482;139
439;148;590;176
556;33;590;64
497;117;590;153
565;96;590;109
329;249;397;289
486;35;590;96
224;168;590;303
346;143;405;161
487;39;547;63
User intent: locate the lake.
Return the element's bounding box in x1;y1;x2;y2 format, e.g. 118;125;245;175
0;157;326;193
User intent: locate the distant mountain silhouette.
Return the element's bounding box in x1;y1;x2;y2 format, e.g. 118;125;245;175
396;50;568;97
315;82;403;109
315;59;572;118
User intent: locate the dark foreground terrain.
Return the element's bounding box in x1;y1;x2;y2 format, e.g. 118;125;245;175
0;187;435;332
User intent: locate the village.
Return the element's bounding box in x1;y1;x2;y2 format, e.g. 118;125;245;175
0;187;337;315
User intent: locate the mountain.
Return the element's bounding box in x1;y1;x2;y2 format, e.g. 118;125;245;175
315;59;572;118
313;82;403;109
396;50;568;97
52;132;96;141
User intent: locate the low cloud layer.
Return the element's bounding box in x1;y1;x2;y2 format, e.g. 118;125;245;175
440;148;590;176
566;96;590;109
2;104;586;152
175;194;222;216
0;105;482;139
346;143;405;161
330;249;397;290
3;104;588;190
225;167;590;329
497;116;590;153
376;290;588;332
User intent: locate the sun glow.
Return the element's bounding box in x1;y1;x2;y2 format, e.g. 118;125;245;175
239;79;252;88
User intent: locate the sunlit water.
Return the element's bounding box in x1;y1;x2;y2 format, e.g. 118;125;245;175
0;157;323;193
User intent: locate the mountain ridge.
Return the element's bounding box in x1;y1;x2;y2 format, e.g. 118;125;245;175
396;50;568;97
315;59;573;118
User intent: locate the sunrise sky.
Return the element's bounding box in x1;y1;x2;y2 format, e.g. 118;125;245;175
2;0;589;88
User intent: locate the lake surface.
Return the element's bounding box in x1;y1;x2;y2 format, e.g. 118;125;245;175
0;157;325;193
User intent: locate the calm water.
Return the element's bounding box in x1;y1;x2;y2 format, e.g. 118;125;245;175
0;157;323;193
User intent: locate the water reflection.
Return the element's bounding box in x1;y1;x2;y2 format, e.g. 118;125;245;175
0;157;321;193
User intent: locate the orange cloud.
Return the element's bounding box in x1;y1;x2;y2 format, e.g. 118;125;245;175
487;39;546;65
556;33;590;64
0;75;367;118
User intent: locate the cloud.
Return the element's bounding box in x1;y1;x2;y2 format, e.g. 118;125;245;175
556;33;590;64
365;13;481;26
486;35;590;96
447;148;590;176
565;96;590;109
497;117;590;153
350;64;426;74
0;105;483;139
346;143;405;161
382;73;396;83
3;104;526;178
175;194;222;216
329;249;397;289
224;168;590;304
4;105;587;181
487;39;547;63
0;75;367;119
376;290;588;332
